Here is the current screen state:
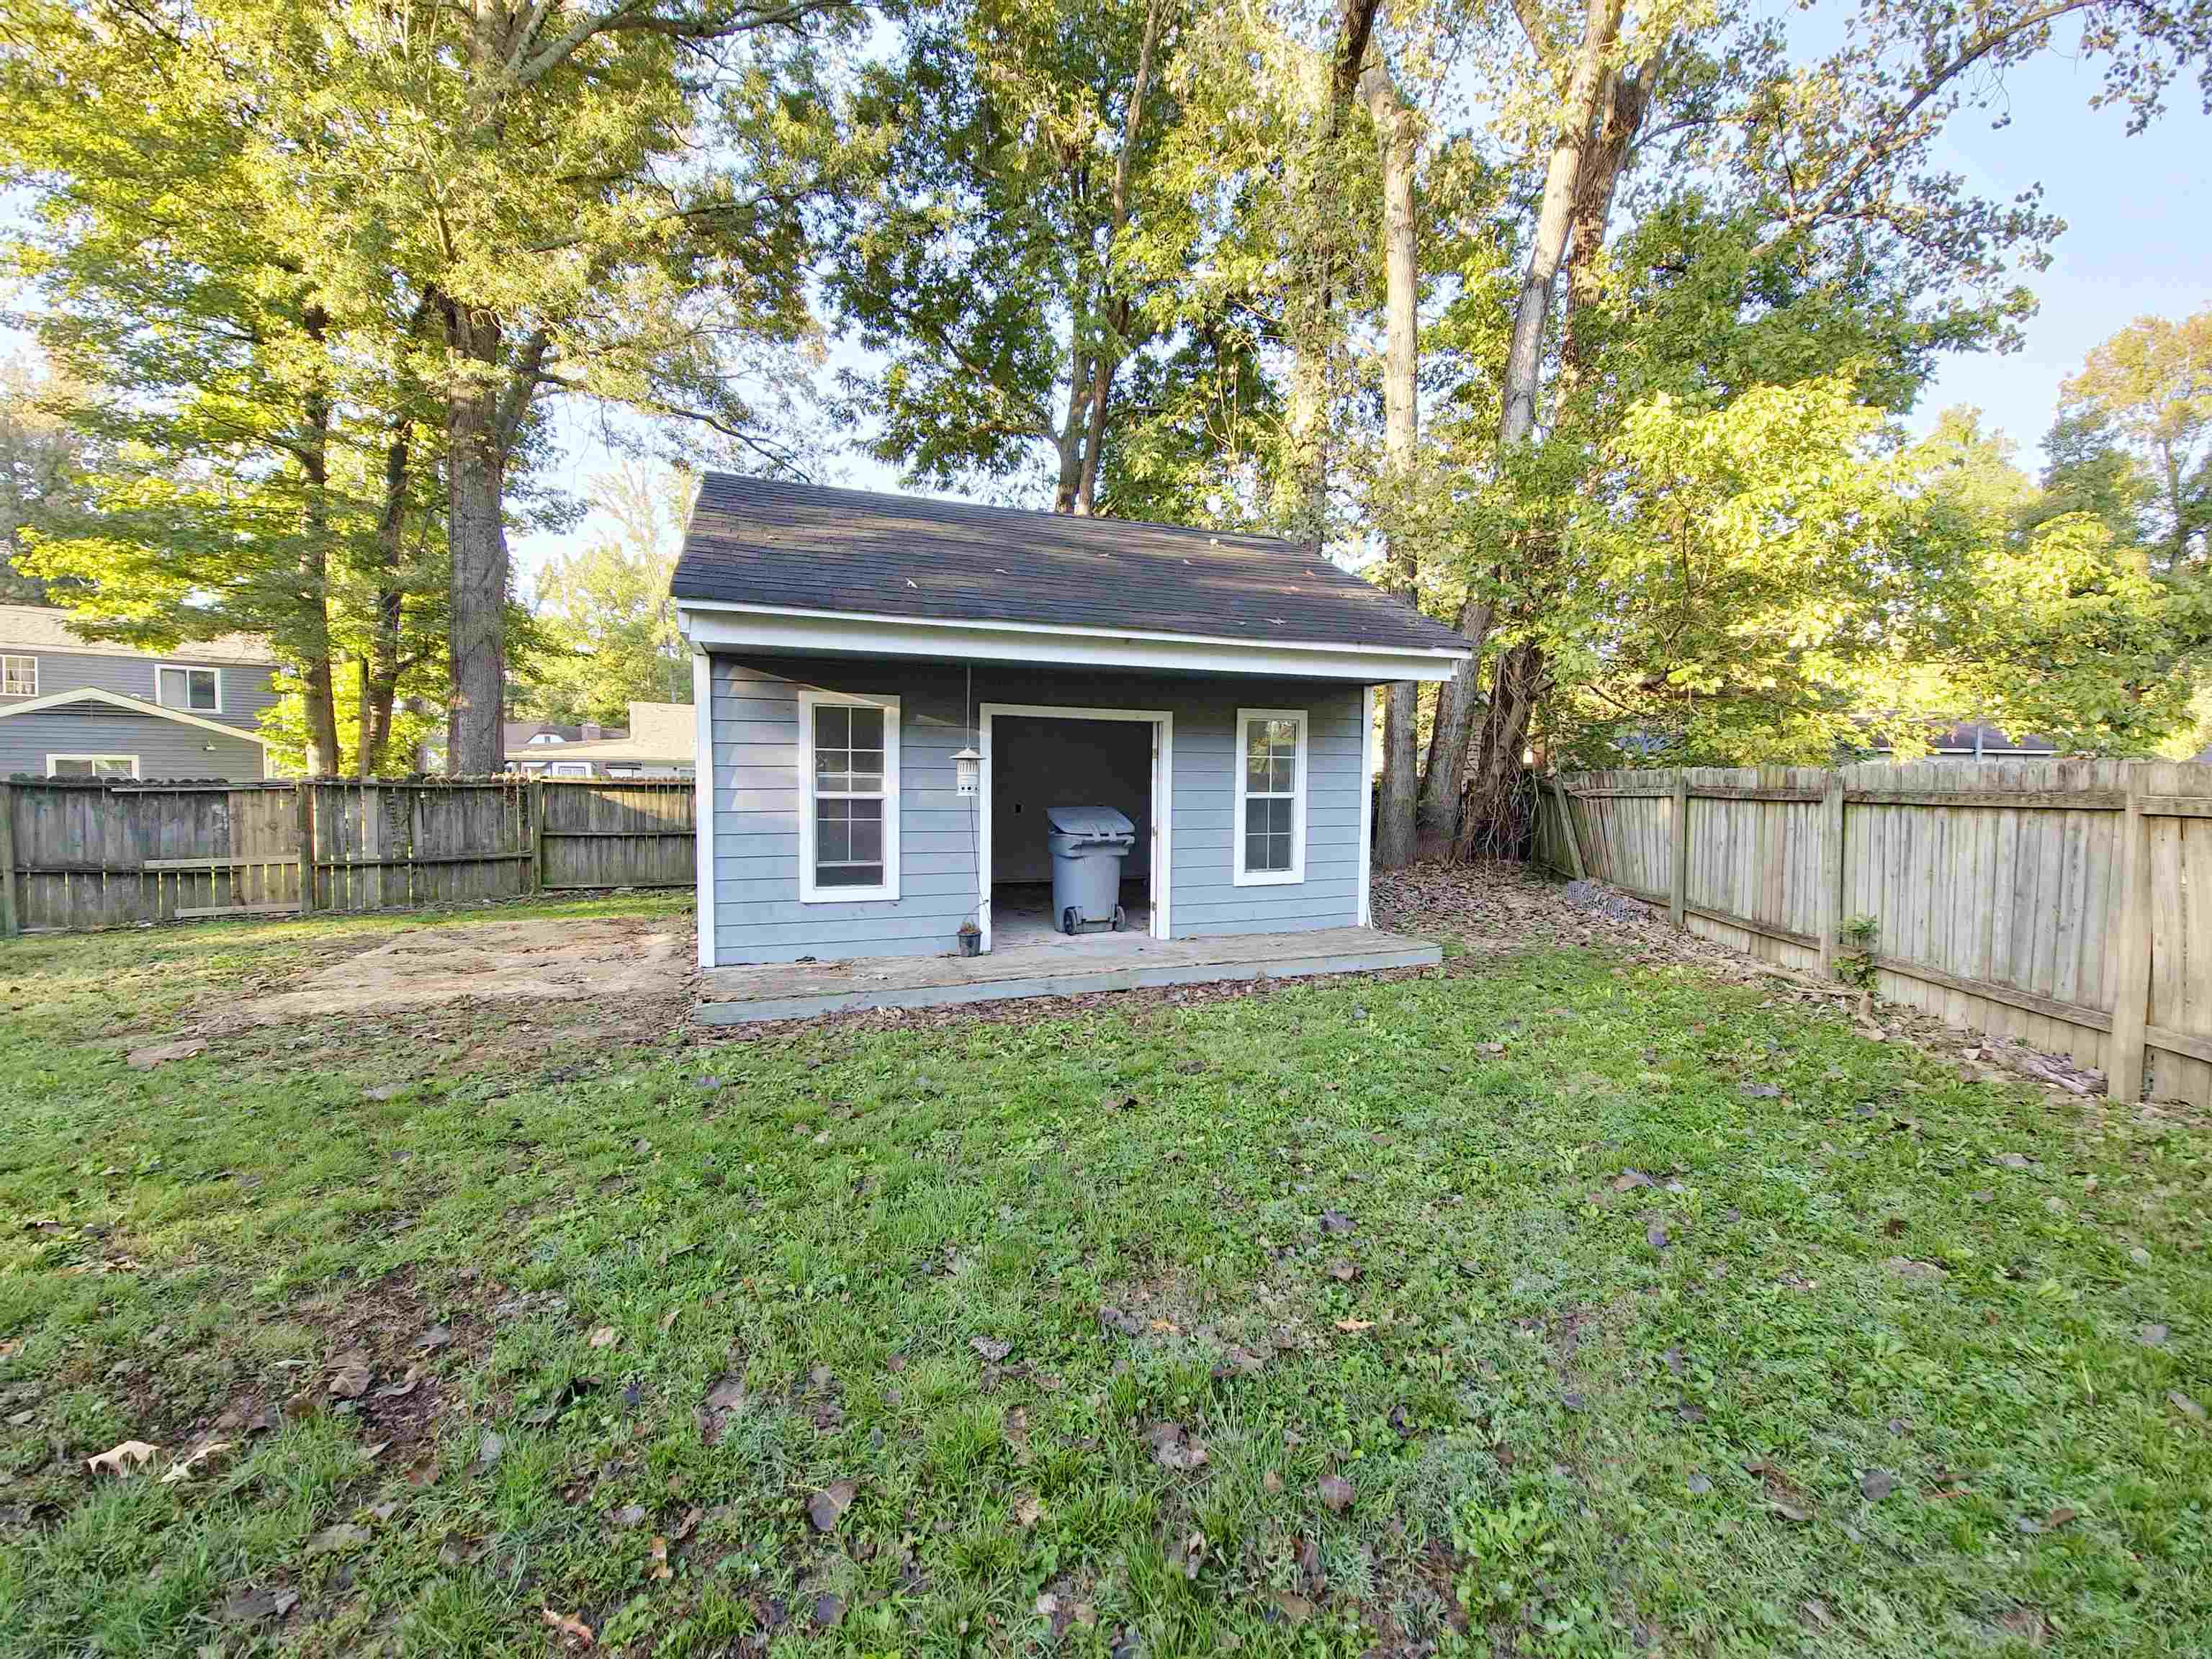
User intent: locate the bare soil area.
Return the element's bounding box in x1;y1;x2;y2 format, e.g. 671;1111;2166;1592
224;914;691;1027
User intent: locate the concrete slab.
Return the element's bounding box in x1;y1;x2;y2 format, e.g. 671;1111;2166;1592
697;925;1442;1024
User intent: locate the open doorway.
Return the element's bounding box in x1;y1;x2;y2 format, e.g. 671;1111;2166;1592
977;704;1171;950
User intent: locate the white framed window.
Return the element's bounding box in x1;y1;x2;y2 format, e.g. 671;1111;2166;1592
156;664;221;713
1;655;35;696
798;688;900;902
47;754;139;779
547;761;592;778
1233;707;1306;886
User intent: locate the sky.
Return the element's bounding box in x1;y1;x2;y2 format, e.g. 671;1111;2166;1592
517;40;2212;580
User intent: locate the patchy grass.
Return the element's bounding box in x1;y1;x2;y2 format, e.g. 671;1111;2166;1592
0;896;2207;1658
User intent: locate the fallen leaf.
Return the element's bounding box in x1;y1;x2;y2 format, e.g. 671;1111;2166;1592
1318;1210;1355;1234
1861;1468;1897;1502
1612;1170;1655;1192
970;1336;1012;1363
1316;1473;1354;1513
221;1584;300;1624
1647;1223;1671;1251
2170;1390;2206;1420
807;1479;856;1532
475;1429;503;1469
1333;1317;1374;1333
327;1348;372;1399
1014;1492;1044;1528
648;1536;672;1581
307;1521;369;1554
588;1326;619;1349
2046;1506;2078;1529
812;1593;844;1629
1327;1259;1359;1282
1146;1421;1210;1472
374;1367;421;1400
541;1608;595;1647
159;1439;233;1485
673;1504;703;1540
86;1439;158;1477
1768;1500;1812;1524
1262;1469;1283;1494
658;1307;680;1334
363;1082;408;1102
613;1503;648;1529
2139;1323;2169;1348
1266;1588;1314;1624
416;1324;452;1353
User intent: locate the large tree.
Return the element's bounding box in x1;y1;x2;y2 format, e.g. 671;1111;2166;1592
2054;310;2212;572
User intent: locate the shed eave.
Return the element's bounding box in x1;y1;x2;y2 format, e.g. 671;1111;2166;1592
675;598;1467;683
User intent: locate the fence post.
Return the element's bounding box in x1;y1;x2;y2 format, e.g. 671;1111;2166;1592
1819;772;1846;980
0;781;17;939
529;778;546;896
2108;767;2153;1105
1669;773;1689;930
1552;781;1587;880
295;780;317;916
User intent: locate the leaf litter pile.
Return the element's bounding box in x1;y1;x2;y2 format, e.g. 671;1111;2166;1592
1;879;2207;1655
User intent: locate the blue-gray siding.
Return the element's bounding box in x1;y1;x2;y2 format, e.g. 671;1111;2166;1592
0;647;281;733
0;708;266;781
707;656;1366;964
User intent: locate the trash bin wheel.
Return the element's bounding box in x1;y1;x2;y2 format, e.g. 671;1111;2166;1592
1061;906;1079;936
1110;905;1125;932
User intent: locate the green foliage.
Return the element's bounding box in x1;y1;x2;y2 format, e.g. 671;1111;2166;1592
1835;914;1880;991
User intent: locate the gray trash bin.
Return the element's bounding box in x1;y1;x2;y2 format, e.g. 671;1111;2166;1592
1046;805;1136;934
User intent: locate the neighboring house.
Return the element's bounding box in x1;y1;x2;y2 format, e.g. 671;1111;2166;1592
502;718;628;755
0;604;279;781
507;702;693;778
672;476;1470;968
1869;721;2059;762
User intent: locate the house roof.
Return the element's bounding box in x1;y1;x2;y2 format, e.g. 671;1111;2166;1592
671;476;1470;657
0;685;271;747
508;703;691;766
0;603;277;665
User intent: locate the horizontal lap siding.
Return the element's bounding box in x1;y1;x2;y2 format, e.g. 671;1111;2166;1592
709;657;1365;963
0;710;266;781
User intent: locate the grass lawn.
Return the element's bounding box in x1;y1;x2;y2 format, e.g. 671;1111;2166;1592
1;891;2207;1658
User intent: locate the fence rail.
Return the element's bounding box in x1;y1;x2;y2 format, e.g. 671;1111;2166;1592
1534;760;2212;1107
0;776;695;938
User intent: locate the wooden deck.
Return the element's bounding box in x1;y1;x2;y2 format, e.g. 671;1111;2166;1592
696;925;1442;1024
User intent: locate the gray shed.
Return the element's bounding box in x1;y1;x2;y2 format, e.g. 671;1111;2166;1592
673;477;1469;972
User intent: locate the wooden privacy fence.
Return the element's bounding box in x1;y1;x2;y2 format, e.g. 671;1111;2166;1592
1534;760;2212;1107
0;776;695;938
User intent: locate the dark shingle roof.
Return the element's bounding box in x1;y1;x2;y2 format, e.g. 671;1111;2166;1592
671;476;1469;655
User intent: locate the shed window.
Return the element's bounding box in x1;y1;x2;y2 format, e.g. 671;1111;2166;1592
1233;708;1305;886
1;655;35;696
48;754;138;779
157;665;220;712
799;691;899;902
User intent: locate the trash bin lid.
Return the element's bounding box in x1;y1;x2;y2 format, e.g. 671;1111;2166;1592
1045;804;1135;840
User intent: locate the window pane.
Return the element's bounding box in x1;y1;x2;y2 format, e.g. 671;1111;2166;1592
849;801;883;861
816;747;848;778
1246;752;1271;793
814;705;850;750
1244;827;1271;871
1264;718;1298;752
188;671;217;710
1269;756;1295;793
848;707;884;748
816;863;884;889
816;799;851;861
1245;720;1270;761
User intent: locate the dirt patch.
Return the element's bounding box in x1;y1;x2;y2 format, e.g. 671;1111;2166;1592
225;915;690;1027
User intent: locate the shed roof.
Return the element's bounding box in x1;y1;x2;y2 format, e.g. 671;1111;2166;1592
670;476;1467;656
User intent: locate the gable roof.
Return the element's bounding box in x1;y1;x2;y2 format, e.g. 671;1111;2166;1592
0;685;272;747
0;604;278;665
671;476;1469;657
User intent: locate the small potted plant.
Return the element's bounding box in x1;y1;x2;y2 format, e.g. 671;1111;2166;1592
957;920;982;957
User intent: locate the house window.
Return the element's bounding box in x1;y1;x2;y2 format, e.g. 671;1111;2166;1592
1;655;35;696
547;761;591;778
48;754;138;779
1233;708;1306;886
156;665;220;712
798;690;900;902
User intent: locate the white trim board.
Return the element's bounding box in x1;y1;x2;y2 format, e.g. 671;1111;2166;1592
0;685;271;748
679;602;1467;683
1357;685;1375;927
45;752;140;778
692;650;718;968
976;703;1173;952
796;687;902;904
1231;706;1308;888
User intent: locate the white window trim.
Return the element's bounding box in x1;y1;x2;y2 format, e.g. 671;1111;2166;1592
796;688;901;903
1;654;36;696
545;760;592;778
46;753;140;779
155;662;223;715
1233;706;1308;887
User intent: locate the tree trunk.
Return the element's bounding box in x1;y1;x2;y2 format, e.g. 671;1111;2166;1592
1052;336;1092;513
297;305;343;777
1359;48;1422;869
1421;0;1624;849
1454;641;1544;860
1414;596;1492;854
444;299;508;775
359;423;413;777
